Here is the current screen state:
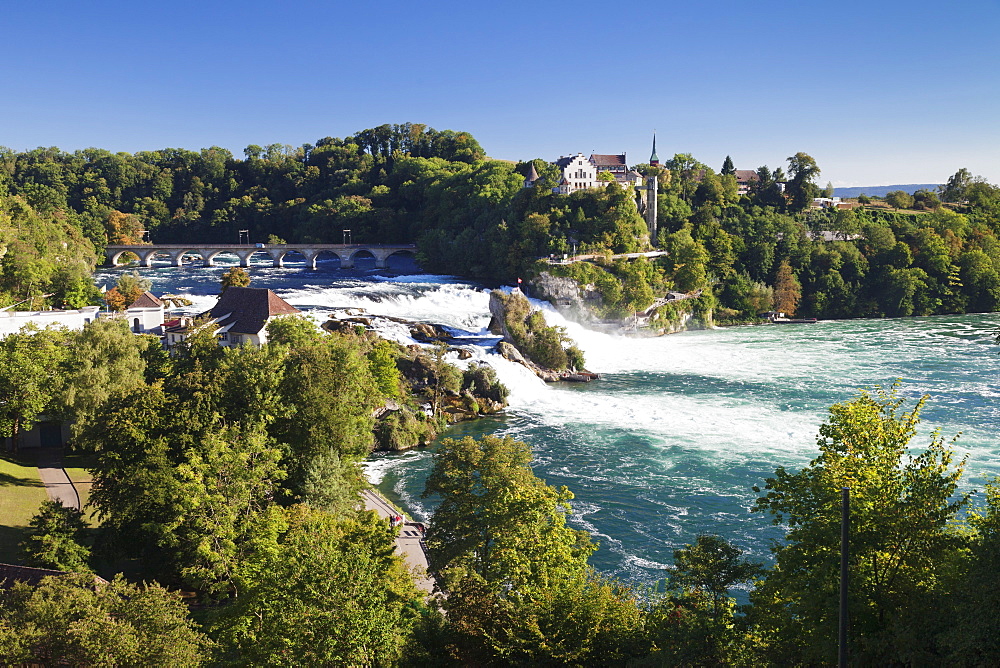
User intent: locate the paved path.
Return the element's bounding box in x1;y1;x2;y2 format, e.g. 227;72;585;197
35;449;80;511
361;489;435;594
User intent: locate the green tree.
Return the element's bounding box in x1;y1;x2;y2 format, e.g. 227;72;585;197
115;269;151;306
424;434;593;587
885;190;915;210
942;477;1000;663
668;534;760;618
786;152;821;211
749;387;968;665
212;505;420;667
721;155;735;176
940;167;975;203
165;422;285;596
273;331;380;507
0;327;69;452
19;500;92;573
368;338;403;399
0;574;211;666
424;434;645;665
220;266;250;292
61;319;160;437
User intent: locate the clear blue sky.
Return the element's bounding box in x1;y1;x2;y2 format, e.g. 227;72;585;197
2;0;997;187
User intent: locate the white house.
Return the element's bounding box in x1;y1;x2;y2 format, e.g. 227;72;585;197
165;287;301;349
553;153;599;194
0;306;101;339
552;152;643;194
124;291;166;333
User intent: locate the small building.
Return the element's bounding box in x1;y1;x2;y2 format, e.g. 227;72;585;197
734;169;760;196
125;291;165;333
0;306;101;340
166;287;301;349
553;153;599;193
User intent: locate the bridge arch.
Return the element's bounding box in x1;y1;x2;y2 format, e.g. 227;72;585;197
348;248;377;269
268;248;309;268
312;249;343;269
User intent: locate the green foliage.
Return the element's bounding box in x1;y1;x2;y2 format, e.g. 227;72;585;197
495;290;584;370
0;194;99;308
211;505;420;667
749;386;968;664
0;326;71;451
219;266;250;292
61;318;160;437
423;434;647;665
668;535;761;617
886;190;915;209
272;329;379;504
0;573;211;666
115;269;151;306
19;500;92;573
424;434;593;587
368;338;403;399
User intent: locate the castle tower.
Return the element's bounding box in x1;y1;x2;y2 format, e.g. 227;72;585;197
649;132;659;166
645;174;658;244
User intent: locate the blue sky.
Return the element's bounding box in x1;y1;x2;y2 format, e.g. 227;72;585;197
2;0;997;187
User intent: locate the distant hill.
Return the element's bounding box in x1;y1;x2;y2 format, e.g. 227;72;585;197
834;184;941;198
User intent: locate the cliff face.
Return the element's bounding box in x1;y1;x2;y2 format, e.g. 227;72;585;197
528;272;603;324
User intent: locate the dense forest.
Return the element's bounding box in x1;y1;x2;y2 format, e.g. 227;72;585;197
2;124;1000;323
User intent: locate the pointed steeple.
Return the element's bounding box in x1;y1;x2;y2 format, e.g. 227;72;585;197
649;132;659;166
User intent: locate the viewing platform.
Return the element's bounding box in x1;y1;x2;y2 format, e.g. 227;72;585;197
105;243;417;269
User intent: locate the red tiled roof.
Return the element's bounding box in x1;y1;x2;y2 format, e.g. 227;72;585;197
734;169;760;182
590;154;626;167
130;291;163;308
205;287;300;335
0;563;66;589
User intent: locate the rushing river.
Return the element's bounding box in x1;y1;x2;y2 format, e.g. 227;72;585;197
95;256;1000;584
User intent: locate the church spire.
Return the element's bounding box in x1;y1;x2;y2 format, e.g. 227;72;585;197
649;132;659;166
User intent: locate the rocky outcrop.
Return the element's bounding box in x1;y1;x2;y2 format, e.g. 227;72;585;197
409;322;451;342
496;341;560;382
528;272;603;324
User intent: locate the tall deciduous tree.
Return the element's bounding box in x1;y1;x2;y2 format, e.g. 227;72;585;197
0;327;69;452
785;152;821;211
772;259;801;316
749;387;968;664
423;435;646;665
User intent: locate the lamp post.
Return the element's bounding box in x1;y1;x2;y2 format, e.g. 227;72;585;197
840;487;849;668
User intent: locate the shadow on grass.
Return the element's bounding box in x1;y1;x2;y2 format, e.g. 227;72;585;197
0;453;45;488
0;525;28;564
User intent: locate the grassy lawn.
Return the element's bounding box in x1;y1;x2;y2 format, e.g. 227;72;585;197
0;453;48;564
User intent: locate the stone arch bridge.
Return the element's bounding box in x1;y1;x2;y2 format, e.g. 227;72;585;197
105;243;417;269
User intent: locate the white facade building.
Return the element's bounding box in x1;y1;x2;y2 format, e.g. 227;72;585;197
0;306;101;339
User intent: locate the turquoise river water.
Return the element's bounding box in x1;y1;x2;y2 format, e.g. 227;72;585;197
95;255;1000;584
